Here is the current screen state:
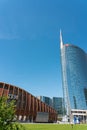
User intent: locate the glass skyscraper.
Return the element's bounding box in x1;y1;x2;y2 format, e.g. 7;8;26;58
60;31;87;117
52;97;63;115
36;96;52;107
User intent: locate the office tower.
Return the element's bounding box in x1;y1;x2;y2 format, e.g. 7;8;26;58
52;97;63;115
60;31;87;122
37;96;52;107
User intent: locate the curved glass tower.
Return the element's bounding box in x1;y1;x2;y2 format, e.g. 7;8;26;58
60;31;87;116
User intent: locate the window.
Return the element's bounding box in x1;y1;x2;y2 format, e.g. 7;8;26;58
0;84;3;88
4;85;8;89
84;88;87;106
73;96;77;109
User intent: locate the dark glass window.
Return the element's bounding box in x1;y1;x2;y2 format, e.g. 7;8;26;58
4;85;8;89
0;84;3;88
73;96;77;109
10;86;13;90
84;88;87;106
14;87;18;94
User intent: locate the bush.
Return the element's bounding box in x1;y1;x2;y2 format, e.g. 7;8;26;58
0;97;25;130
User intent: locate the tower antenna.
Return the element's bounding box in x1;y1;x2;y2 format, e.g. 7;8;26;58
60;29;63;49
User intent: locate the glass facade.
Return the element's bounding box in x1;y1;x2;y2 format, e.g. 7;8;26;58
52;97;63;115
60;44;87;115
36;96;52;107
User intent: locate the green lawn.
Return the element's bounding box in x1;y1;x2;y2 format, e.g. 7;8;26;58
23;124;87;130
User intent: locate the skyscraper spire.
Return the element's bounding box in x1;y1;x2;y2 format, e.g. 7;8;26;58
60;29;63;49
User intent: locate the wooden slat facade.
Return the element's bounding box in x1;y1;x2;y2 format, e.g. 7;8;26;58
0;82;57;122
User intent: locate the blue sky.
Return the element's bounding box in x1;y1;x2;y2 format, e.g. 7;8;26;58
0;0;87;98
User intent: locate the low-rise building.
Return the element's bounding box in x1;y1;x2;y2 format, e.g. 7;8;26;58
0;82;57;122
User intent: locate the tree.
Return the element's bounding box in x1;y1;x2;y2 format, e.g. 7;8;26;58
0;96;25;130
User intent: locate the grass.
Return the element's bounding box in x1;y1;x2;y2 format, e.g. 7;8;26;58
23;123;87;130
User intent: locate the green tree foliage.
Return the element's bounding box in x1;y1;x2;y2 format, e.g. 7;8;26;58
0;96;25;130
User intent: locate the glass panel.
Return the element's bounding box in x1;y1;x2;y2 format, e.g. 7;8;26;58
0;84;3;88
4;85;8;89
